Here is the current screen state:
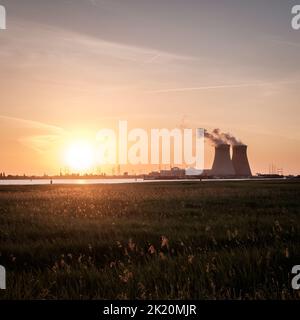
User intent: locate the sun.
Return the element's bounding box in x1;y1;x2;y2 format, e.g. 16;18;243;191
64;140;95;172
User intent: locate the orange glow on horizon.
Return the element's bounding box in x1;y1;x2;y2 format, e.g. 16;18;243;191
64;140;96;173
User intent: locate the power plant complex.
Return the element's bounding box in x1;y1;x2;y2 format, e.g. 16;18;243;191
209;143;252;177
147;143;252;179
146;129;253;179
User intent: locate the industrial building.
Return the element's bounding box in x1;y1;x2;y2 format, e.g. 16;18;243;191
232;145;252;177
146;143;253;179
210;144;235;177
209;144;252;178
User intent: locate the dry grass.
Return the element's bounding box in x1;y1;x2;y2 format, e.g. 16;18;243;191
0;180;300;299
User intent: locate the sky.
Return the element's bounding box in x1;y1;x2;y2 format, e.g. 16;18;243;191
0;0;300;175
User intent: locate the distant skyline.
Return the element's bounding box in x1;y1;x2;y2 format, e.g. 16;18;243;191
0;0;300;175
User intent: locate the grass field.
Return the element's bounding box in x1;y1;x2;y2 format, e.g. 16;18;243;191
0;180;300;300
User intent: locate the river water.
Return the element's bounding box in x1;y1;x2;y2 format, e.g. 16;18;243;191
0;178;273;186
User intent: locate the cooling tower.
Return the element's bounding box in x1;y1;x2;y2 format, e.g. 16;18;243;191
210;144;235;176
232;145;252;177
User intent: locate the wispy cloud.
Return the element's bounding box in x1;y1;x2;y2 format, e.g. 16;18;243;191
269;37;300;49
148;80;299;94
19;135;62;153
0;115;64;134
66;31;195;64
2;20;194;66
0;115;65;153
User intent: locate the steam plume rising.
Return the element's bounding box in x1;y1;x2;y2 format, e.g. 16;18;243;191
204;129;225;145
205;128;243;146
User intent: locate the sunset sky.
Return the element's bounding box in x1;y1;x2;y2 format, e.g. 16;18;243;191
0;0;300;175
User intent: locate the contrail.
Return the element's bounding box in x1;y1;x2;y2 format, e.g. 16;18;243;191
148;81;290;94
269;38;300;48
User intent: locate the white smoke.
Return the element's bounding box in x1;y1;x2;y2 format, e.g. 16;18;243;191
205;128;244;146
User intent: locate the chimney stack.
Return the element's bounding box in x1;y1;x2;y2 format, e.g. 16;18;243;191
210;144;235;176
232;145;252;177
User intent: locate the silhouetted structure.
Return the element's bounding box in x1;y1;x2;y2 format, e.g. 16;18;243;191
232;145;252;177
210;144;235;176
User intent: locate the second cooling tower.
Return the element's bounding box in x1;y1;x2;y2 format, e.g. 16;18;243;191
232;145;252;177
211;144;235;176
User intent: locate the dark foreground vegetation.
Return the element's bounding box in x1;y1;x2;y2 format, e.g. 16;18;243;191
0;180;300;299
